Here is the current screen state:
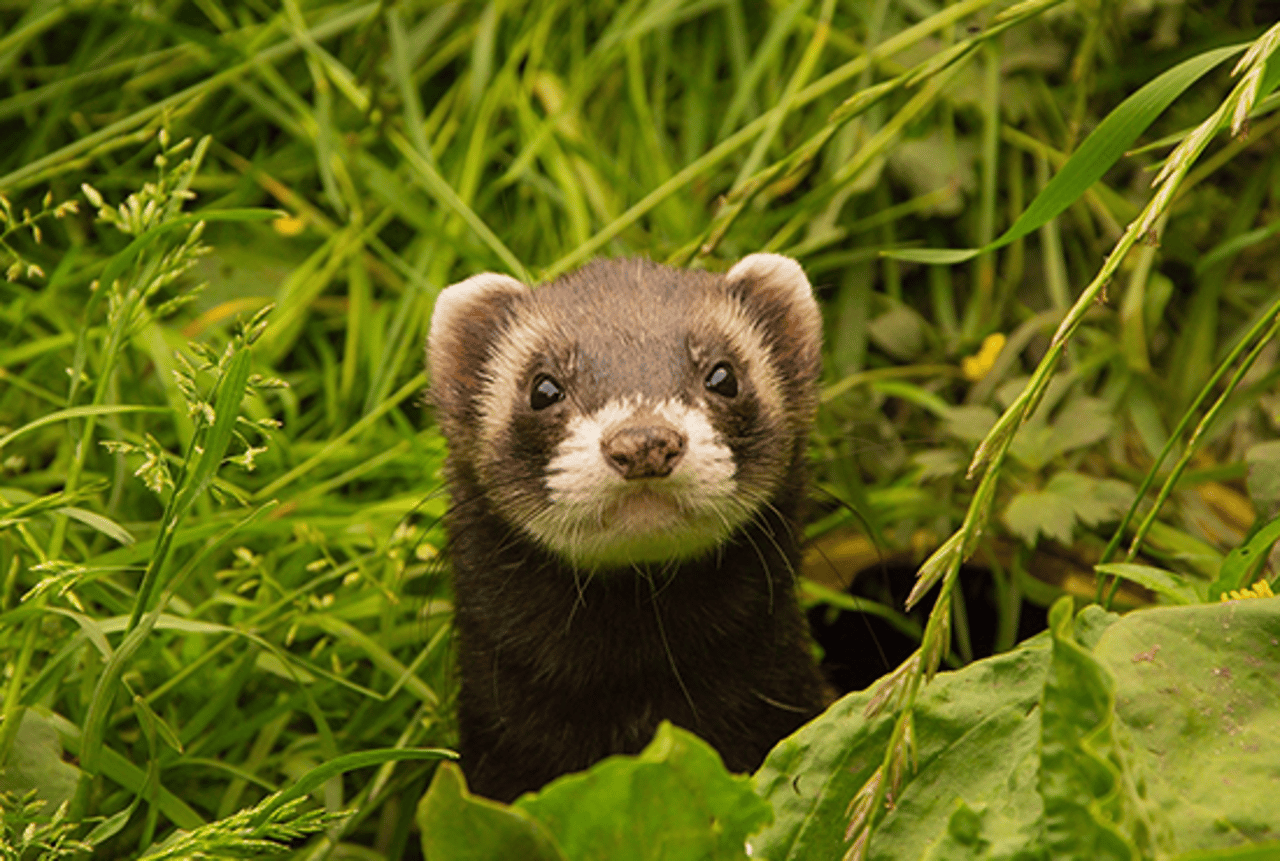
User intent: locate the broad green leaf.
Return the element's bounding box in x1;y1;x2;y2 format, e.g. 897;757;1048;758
1046;473;1134;527
418;763;566;861
895;704;1045;861
1002;473;1132;547
517;722;771;861
1093;562;1204;605
418;724;767;861
911;449;966;481
1037;597;1143;860
0;709;81;806
754;600;1280;859
752;619;1072;860
1172;843;1280;861
883;43;1247;263
1092;598;1280;854
1009;397;1113;471
1005;489;1077;545
945;405;999;443
867;305;927;361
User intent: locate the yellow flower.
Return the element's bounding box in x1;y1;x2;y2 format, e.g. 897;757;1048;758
961;333;1006;382
273;214;306;236
1220;580;1275;601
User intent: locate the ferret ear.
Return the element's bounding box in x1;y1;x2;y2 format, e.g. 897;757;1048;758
427;272;529;424
725;253;822;385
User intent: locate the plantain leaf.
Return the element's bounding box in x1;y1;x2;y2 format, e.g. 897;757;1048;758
1171;843;1280;860
517;722;770;861
753;619;1070;860
417;723;770;861
418;763;567;861
0;709;81;807
1092;598;1280;852
1037;597;1143;860
753;599;1280;859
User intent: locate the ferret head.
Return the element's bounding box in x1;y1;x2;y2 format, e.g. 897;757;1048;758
427;254;822;570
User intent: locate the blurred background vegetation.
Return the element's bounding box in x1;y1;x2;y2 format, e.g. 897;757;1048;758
0;0;1277;857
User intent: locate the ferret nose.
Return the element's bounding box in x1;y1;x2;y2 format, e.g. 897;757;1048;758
601;426;687;479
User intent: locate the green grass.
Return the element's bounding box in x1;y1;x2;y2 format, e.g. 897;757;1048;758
1;1;1278;858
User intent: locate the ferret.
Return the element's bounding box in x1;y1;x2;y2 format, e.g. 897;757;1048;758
427;253;830;803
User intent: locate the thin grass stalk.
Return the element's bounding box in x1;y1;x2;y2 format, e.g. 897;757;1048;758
126;348;253;634
0;4;378;192
732;0;835;188
714;0;806;143
1034;154;1071;311
70;342;256;819
841;22;1280;860
1117;211;1167;373
962;39;1001;339
757;0;1063;260
1102;303;1280;606
49;136;212;561
250;372;427;501
388;131;529;280
1;148;216;778
0;616;39;766
0;45;192;123
545;0;1004;277
1096;290;1280;592
969;26;1279;482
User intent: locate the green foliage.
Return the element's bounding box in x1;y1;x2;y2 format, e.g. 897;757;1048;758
755;597;1280;860
883;42;1251;264
0;1;1278;859
1;792;94;861
419;765;567;861
419;723;770;861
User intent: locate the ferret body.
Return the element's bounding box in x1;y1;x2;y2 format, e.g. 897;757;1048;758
427;254;829;802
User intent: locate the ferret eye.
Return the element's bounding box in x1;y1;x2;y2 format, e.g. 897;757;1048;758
705;362;738;398
530;374;565;410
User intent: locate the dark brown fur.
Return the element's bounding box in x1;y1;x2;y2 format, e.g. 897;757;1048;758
429;257;829;802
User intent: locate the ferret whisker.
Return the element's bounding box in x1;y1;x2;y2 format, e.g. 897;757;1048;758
566;566;587;630
735;515;777;614
641;567;700;726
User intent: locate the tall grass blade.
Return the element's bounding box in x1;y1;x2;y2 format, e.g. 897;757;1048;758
886;43;1248;263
